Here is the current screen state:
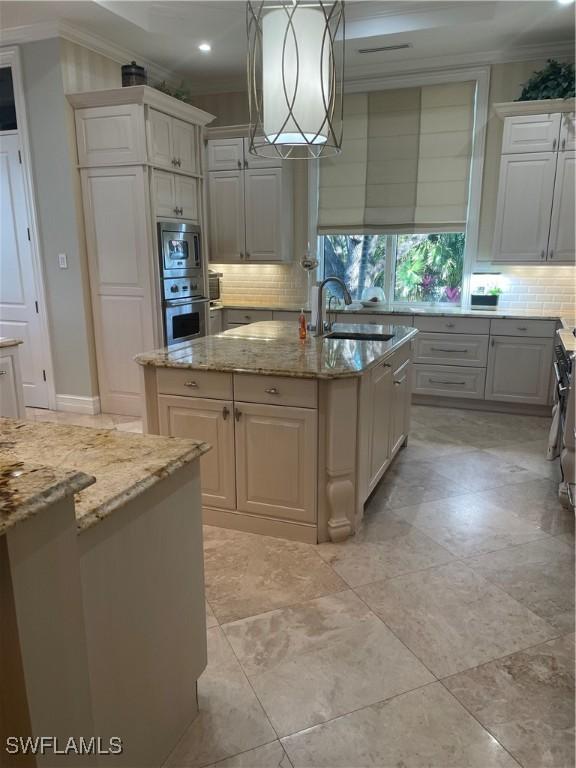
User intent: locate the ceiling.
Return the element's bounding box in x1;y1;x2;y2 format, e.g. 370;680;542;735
0;1;573;91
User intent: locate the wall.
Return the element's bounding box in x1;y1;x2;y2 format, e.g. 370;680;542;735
60;39;122;93
497;266;576;315
214;263;310;306
192;91;249;126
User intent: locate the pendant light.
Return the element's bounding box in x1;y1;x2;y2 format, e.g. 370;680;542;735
247;0;345;159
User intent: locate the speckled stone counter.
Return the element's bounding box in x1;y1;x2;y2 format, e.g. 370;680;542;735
0;419;210;531
136;321;418;379
0;459;93;536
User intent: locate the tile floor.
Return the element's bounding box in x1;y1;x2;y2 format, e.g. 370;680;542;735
25;404;575;768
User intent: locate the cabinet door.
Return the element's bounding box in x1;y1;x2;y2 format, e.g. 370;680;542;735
207;138;244;171
158;395;236;510
548;151;575;264
175;175;199;221
502;113;561;153
243;137;282;169
208;170;245;262
235;402;317;523
560;113;575;151
153;170;176;217
148;109;173;169
0;354;22;418
75;104;146;166
209;310;223;335
390;358;411;457
244;168;283;262
368;360;393;494
492;152;556;263
173;119;198;174
485;336;553;405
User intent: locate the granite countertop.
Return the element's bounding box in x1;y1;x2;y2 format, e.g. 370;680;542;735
0;337;23;348
0;420;210;532
558;328;576;356
135;321;418;379
220;302;565;322
0;459;94;536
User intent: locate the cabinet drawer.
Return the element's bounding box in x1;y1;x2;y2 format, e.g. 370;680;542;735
413;364;486;399
414;316;490;334
336;313;413;327
225;309;273;324
234;374;317;409
157;368;233;399
413;333;488;367
490;318;557;338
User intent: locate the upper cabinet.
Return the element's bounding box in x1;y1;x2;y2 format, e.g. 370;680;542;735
492;100;575;264
148;110;198;174
206;136;293;263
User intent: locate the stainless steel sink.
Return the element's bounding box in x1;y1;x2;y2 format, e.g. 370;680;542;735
325;331;395;341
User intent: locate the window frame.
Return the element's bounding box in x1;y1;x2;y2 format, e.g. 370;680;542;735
312;65;491;309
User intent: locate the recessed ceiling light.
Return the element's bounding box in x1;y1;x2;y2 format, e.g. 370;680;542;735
198;42;212;53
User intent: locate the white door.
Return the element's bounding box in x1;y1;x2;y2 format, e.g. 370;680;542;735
172;119;197;174
492;152;556;263
244;168;283;262
390;358;411;457
0;134;49;407
208;170;245;262
207;138;244;171
548;151;575;264
175;175;199;221
148;109;173;170
501;113;561;154
152;170;176;218
367;360;392;494
485;336;553;405
560;113;575;152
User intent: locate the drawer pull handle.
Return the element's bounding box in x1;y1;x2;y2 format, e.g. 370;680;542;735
430;347;468;353
237;160;242;169
540;250;546;260
0;370;6;376
265;387;280;395
445;322;455;328
222;406;230;420
234;407;241;421
429;378;466;386
553;138;557;151
549;250;554;260
517;326;528;331
184;380;198;388
561;138;566;150
244;315;251;320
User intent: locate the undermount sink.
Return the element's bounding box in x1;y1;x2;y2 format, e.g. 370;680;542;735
325;330;395;341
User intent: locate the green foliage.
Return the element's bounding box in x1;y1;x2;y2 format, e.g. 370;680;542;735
394;233;465;303
323;235;387;300
154;81;192;103
517;60;575;101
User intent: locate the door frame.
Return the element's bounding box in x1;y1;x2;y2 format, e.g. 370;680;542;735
0;45;56;409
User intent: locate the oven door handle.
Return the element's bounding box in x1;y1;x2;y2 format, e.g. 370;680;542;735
554;361;569;393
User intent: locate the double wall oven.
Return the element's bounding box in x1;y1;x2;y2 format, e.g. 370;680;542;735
158;221;208;346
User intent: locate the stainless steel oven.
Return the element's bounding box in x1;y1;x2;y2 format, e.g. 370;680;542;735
164;297;207;346
158;221;208;345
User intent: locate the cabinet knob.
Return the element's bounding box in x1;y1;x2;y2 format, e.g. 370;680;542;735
240;253;244;260
244;315;251;320
264;387;280;395
244;159;248;169
177;158;182;167
171;158;177;166
234;407;241;421
540;250;546;260
0;370;6;376
245;252;251;260
549;250;554;260
562;138;566;151
184;380;198;388
552;138;557;151
222;406;230;420
445;322;455;328
237;160;242;169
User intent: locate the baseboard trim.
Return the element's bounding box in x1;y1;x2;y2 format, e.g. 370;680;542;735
55;394;101;415
412;394;552;417
203;506;318;544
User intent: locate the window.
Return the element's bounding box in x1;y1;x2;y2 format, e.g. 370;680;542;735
0;67;17;131
321;231;465;306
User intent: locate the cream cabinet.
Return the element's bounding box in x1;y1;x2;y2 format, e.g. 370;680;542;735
493;105;575;264
152;170;199;221
148;109;198;174
207;137;292;263
548;151;575;263
485;336;554;405
390;357;411;456
366;359;393;496
158;395;236;509
234;402;317;524
0;345;25;419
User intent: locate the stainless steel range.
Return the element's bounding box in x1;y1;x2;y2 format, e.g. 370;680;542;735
551;329;575;509
158;221;208;346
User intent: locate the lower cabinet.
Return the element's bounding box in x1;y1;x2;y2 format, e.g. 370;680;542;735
158;395;236;509
367;360;393;495
485;336;554;405
234;402;317;524
0;351;25;419
390;358;411;456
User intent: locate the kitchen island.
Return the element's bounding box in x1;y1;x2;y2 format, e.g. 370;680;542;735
0;421;209;767
136;321;418;544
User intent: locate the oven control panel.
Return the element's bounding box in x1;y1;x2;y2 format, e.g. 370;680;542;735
163;277;203;300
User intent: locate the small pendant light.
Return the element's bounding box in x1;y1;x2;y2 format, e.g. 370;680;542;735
247;0;345;159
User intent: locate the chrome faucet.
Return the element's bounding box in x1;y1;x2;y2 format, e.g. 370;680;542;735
313;277;353;336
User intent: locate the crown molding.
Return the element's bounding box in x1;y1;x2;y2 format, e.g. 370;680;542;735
0;20;180;88
494;97;575;119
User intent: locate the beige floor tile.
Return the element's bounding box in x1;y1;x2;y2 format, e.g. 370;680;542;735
357;561;557;678
369;458;468;510
222;591;434;736
317;513;455;587
484;439;562;482
464;538;575;633
393;493;549;558
391;425;472;462
477;480;575;537
205;601;219;629
165;628;276;768
205;742;292;768
203;526;346;624
444;634;575;768
426;449;543;492
281;682;519;768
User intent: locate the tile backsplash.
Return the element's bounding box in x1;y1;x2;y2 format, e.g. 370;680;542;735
212;263;309;306
496;266;576;314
